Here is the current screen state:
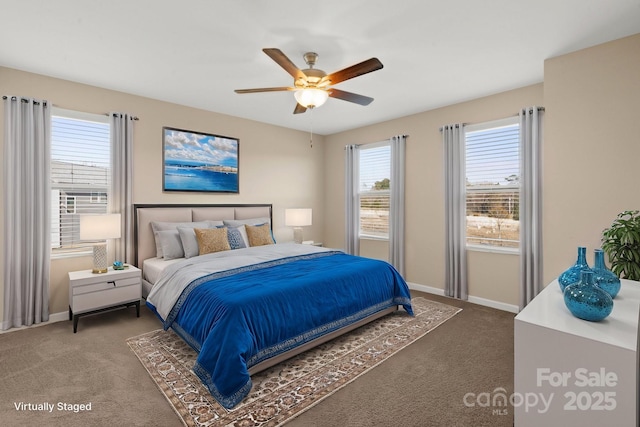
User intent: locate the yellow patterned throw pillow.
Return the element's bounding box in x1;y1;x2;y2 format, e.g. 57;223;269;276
195;228;231;255
246;223;274;246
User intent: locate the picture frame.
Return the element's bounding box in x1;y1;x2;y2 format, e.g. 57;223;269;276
162;126;239;193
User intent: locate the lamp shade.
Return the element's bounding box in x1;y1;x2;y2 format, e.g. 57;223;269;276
294;89;329;109
285;209;312;227
80;214;121;240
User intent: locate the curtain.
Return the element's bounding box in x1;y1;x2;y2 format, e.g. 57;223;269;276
389;135;406;276
443;124;468;300
109;113;135;265
2;96;51;330
344;144;360;255
519;107;544;309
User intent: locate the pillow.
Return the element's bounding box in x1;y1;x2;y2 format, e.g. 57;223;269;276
223;217;270;227
177;227;200;259
206;220;224;228
223;218;275;243
157;229;185;260
150;221;210;257
195;228;231;255
225;225;249;249
246;223;275;246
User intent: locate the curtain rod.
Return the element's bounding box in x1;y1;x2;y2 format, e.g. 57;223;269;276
2;95;48;106
439;106;545;132
3;97;140;120
345;134;409;149
106;112;139;121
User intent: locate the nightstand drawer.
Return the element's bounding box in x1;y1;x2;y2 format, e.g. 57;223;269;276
72;277;139;296
73;283;141;313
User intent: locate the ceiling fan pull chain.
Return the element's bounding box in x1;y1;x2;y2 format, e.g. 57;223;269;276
309;108;313;148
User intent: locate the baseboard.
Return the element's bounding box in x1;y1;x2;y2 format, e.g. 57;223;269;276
0;310;69;335
407;282;519;314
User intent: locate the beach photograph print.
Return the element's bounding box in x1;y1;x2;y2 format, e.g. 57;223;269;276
163;127;239;193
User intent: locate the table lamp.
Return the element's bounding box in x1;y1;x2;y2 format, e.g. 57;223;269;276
80;213;121;273
285;208;312;244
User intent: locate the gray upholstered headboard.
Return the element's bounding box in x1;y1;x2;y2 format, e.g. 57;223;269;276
133;203;273;267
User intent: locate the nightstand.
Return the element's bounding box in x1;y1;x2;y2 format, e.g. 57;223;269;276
68;266;142;333
302;241;323;247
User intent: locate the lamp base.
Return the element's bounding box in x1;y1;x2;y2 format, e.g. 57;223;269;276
293;227;303;244
92;243;109;274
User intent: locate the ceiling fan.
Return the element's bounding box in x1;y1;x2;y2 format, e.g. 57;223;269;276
235;48;383;114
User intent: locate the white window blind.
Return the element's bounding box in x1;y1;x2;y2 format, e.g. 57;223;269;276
465;118;520;249
359;142;390;239
51;109;110;256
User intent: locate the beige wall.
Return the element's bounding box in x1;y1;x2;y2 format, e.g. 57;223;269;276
543;33;640;285
1;31;638;321
323;84;544;307
323;32;640;308
0;67;326;318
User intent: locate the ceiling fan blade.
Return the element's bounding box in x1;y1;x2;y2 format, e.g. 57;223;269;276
263;48;307;81
293;103;307;114
234;87;294;94
323;58;383;85
328;88;374;106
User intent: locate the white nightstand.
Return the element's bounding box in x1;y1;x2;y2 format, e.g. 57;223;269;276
68;265;142;333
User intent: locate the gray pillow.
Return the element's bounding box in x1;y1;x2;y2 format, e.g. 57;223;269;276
178;227;201;259
150;221;210;257
157;229;184;260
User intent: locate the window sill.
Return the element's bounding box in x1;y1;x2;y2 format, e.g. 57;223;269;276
51;250;93;260
359;235;389;242
466;244;519;255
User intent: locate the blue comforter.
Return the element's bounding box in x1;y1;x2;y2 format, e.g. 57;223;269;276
149;249;412;409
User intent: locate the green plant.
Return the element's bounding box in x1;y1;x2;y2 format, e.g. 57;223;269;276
602;210;640;281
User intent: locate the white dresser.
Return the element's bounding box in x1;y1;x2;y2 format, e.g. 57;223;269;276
68;266;142;333
514;279;640;426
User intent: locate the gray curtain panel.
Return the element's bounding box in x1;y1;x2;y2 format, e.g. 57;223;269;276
109;113;135;265
2;96;51;330
344;144;360;255
389;135;406;276
443;124;468;300
519;107;544;310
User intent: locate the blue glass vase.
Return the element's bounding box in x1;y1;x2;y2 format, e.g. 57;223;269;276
558;246;590;291
592;249;621;299
564;270;613;322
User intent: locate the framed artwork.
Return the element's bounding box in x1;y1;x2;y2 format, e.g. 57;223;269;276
162;126;239;193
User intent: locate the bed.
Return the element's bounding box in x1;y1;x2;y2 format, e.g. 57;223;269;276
134;203;413;409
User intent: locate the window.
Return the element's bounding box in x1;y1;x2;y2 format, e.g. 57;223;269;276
359;141;390;239
465;117;520;250
51;108;110;256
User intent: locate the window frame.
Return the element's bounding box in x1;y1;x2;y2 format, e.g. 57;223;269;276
50;107;111;259
358;140;391;241
464;116;520;255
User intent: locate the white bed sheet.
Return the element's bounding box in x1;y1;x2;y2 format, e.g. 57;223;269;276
142;257;183;285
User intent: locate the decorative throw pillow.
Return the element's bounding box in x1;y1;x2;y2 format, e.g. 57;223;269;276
157;229;185;260
195;228;231;255
226;226;248;250
246;223;275;246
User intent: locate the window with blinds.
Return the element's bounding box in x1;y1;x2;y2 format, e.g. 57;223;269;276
359;142;390;239
51;109;110;256
465;117;520;249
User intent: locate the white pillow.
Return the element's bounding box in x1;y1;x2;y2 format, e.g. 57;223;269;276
150;221;210;257
157;229;184;260
178;227;200;259
223;217;270;227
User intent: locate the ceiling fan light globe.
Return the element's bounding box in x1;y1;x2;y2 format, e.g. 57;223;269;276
294;88;329;109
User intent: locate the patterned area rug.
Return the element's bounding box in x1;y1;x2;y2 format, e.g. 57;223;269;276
127;297;461;427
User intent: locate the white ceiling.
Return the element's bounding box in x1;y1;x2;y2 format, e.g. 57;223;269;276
2;0;640;135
